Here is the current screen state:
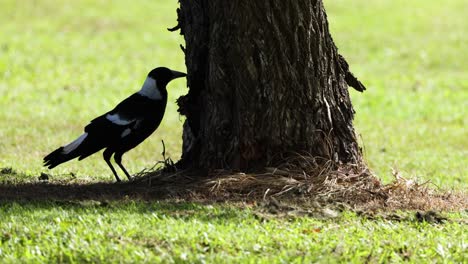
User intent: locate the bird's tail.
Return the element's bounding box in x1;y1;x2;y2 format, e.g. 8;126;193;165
43;133;89;169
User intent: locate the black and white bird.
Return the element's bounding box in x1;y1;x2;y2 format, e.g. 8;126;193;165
43;67;186;182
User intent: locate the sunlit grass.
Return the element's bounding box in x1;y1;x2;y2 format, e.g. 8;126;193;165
328;0;467;188
0;201;466;263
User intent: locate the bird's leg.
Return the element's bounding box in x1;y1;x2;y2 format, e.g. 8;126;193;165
103;149;121;182
114;152;132;181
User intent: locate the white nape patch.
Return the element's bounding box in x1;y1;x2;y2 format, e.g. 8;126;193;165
106;113;134;125
138;77;162;100
121;128;131;138
62;133;88;154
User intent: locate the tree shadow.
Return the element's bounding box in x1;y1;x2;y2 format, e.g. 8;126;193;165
0;177;249;223
0;169;241;203
0;180;183;202
0;199;247;224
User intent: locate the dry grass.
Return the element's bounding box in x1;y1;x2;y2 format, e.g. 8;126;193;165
135;155;467;212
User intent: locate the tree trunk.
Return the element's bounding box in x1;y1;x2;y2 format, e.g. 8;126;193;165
174;0;365;171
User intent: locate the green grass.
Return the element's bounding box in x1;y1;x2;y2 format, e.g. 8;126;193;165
329;0;467;188
0;201;466;263
0;0;466;262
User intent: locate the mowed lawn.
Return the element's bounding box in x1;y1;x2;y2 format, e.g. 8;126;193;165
0;0;466;262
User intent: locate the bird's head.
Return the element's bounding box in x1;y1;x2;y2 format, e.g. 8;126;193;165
147;67;186;88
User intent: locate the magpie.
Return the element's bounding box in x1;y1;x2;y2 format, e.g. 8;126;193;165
43;67;186;182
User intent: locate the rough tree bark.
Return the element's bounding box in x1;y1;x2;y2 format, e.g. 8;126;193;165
172;0;366;171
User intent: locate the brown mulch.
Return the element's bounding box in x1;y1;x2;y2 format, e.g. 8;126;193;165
0;156;466;213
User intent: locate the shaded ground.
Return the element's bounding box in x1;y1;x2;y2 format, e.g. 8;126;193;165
1;159;466;213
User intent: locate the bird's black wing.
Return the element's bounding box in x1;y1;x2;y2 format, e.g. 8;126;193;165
44;93;158;167
75;93;155;159
88;93;154;127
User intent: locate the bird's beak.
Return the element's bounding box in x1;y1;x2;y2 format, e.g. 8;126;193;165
171;70;187;79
